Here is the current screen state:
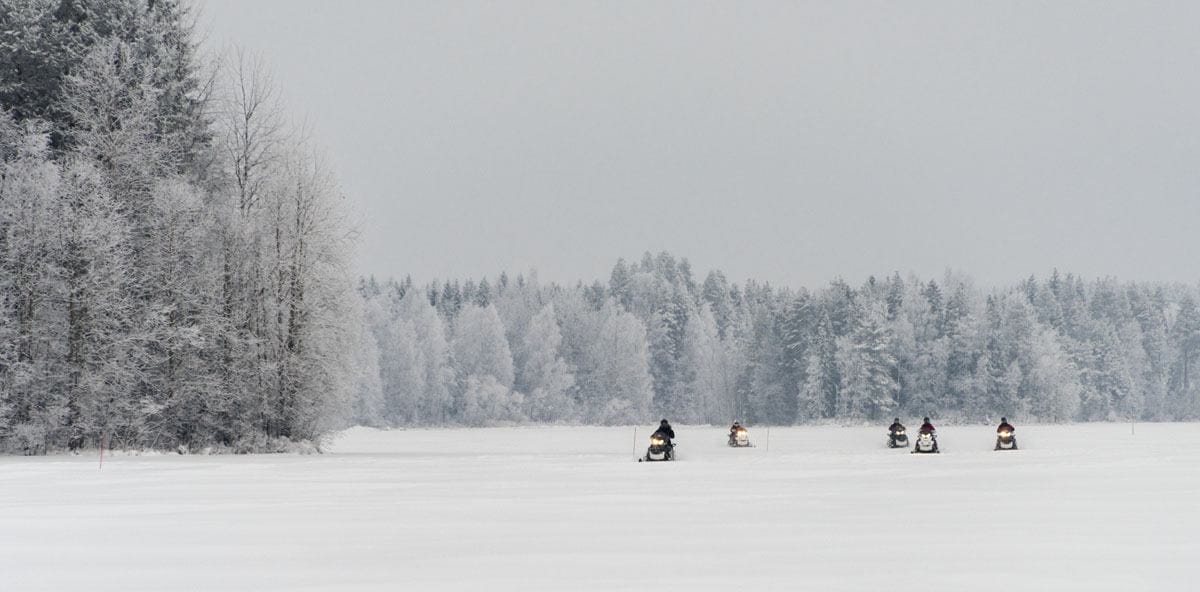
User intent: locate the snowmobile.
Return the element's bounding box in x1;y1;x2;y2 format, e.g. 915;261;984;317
995;430;1018;451
911;431;939;454
887;428;908;449
728;427;751;447
641;433;675;462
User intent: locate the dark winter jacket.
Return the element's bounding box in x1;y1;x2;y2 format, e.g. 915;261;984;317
997;422;1015;434
654;425;675;440
888;422;905;433
919;422;936;434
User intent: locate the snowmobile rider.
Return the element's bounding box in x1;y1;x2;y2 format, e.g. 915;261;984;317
917;417;940;452
654;419;675;446
729;421;744;437
997;417;1015;434
919;417;936;434
995;417;1017;450
888;417;905;433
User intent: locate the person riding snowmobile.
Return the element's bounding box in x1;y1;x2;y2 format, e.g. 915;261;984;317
727;420;749;446
919;417;936;434
642;419;677;461
653;419;675;446
886;417;908;448
914;417;939;452
995;417;1018;450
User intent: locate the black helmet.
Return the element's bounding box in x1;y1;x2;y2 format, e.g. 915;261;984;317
1001;417;1008;423
893;417;900;423
660;419;669;425
923;417;930;423
733;420;740;426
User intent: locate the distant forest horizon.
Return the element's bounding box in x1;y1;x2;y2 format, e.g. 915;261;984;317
353;252;1200;428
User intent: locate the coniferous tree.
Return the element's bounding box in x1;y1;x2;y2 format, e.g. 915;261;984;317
835;299;898;419
516;304;574;422
1170;295;1200;417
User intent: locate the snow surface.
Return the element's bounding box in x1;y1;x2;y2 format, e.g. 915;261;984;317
2;423;1198;591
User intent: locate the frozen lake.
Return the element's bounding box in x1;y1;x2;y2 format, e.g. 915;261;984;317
2;423;1197;591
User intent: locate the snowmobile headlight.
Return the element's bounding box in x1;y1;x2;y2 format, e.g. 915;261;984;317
999;431;1011;437
651;437;665;446
895;430;905;435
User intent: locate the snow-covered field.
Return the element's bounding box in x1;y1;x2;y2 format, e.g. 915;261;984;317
2;423;1197;591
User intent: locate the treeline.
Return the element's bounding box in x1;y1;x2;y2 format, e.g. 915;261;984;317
357;254;1200;427
0;0;357;453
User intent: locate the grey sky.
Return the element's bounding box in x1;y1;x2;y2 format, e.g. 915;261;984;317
200;1;1200;288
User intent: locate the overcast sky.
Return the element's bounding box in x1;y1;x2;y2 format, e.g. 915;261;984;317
200;1;1200;289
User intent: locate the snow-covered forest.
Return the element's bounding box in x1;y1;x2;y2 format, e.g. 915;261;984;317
357;255;1200;427
0;0;358;453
